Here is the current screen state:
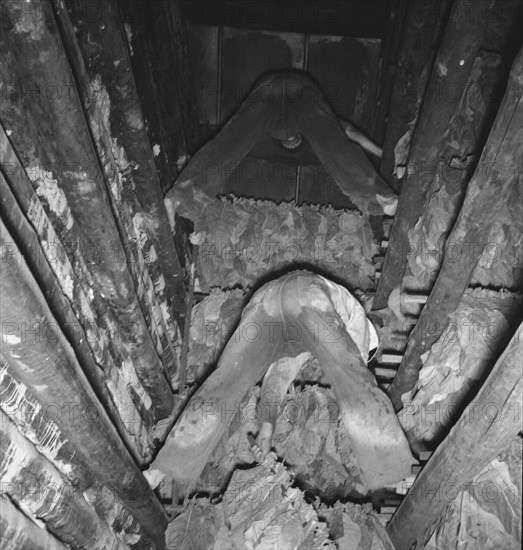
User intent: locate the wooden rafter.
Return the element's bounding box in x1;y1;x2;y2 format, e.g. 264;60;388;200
387;322;523;548
373;0;490;309
388;45;523;408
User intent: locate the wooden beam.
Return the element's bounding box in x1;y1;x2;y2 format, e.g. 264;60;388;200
0;411;125;549
373;0;408;146
119;0;199;287
379;0;450;189
0;125;157;458
388;44;523;409
61;0;188;320
403;48;511;293
387;322;523;548
0;221;168;548
0;357;157;549
373;0;490;309
0;162;159;546
0;159;152;462
398;1;523;293
56;0;185;384
0;0;173;418
164;0;200;151
0;495;68;550
119;0;197;190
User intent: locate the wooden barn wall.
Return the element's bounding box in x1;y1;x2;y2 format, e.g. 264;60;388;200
186;23;382;207
0;0;195;548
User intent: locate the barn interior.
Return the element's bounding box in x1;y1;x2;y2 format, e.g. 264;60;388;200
0;0;522;549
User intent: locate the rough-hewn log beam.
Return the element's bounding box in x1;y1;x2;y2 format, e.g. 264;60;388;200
59;0;187;336
0;411;126;549
396;1;523;296
0;0;173;417
403;48;510;294
119;0;197;191
387;322;523;548
0;161;156;543
53;0;184;388
0;130;152;460
388;45;523;409
0;222;168;548
163;0;200;151
0;495;68;550
373;0;408;147
373;0;490;309
118;0;197;312
380;0;450;189
0;357;157;549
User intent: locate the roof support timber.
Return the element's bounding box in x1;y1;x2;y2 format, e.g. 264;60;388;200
61;0;188;327
379;0;450;190
0;221;168;548
387;45;523;409
0;495;68;550
373;0;490;310
0;0;174;418
387;321;523;548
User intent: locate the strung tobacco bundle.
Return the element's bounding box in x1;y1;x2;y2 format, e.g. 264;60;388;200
192;196;378;291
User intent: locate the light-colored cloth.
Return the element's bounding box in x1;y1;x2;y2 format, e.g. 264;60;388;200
317;275;379;359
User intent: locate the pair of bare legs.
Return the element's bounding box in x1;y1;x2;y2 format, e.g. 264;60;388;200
165;72;395;226
152;271;415;493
